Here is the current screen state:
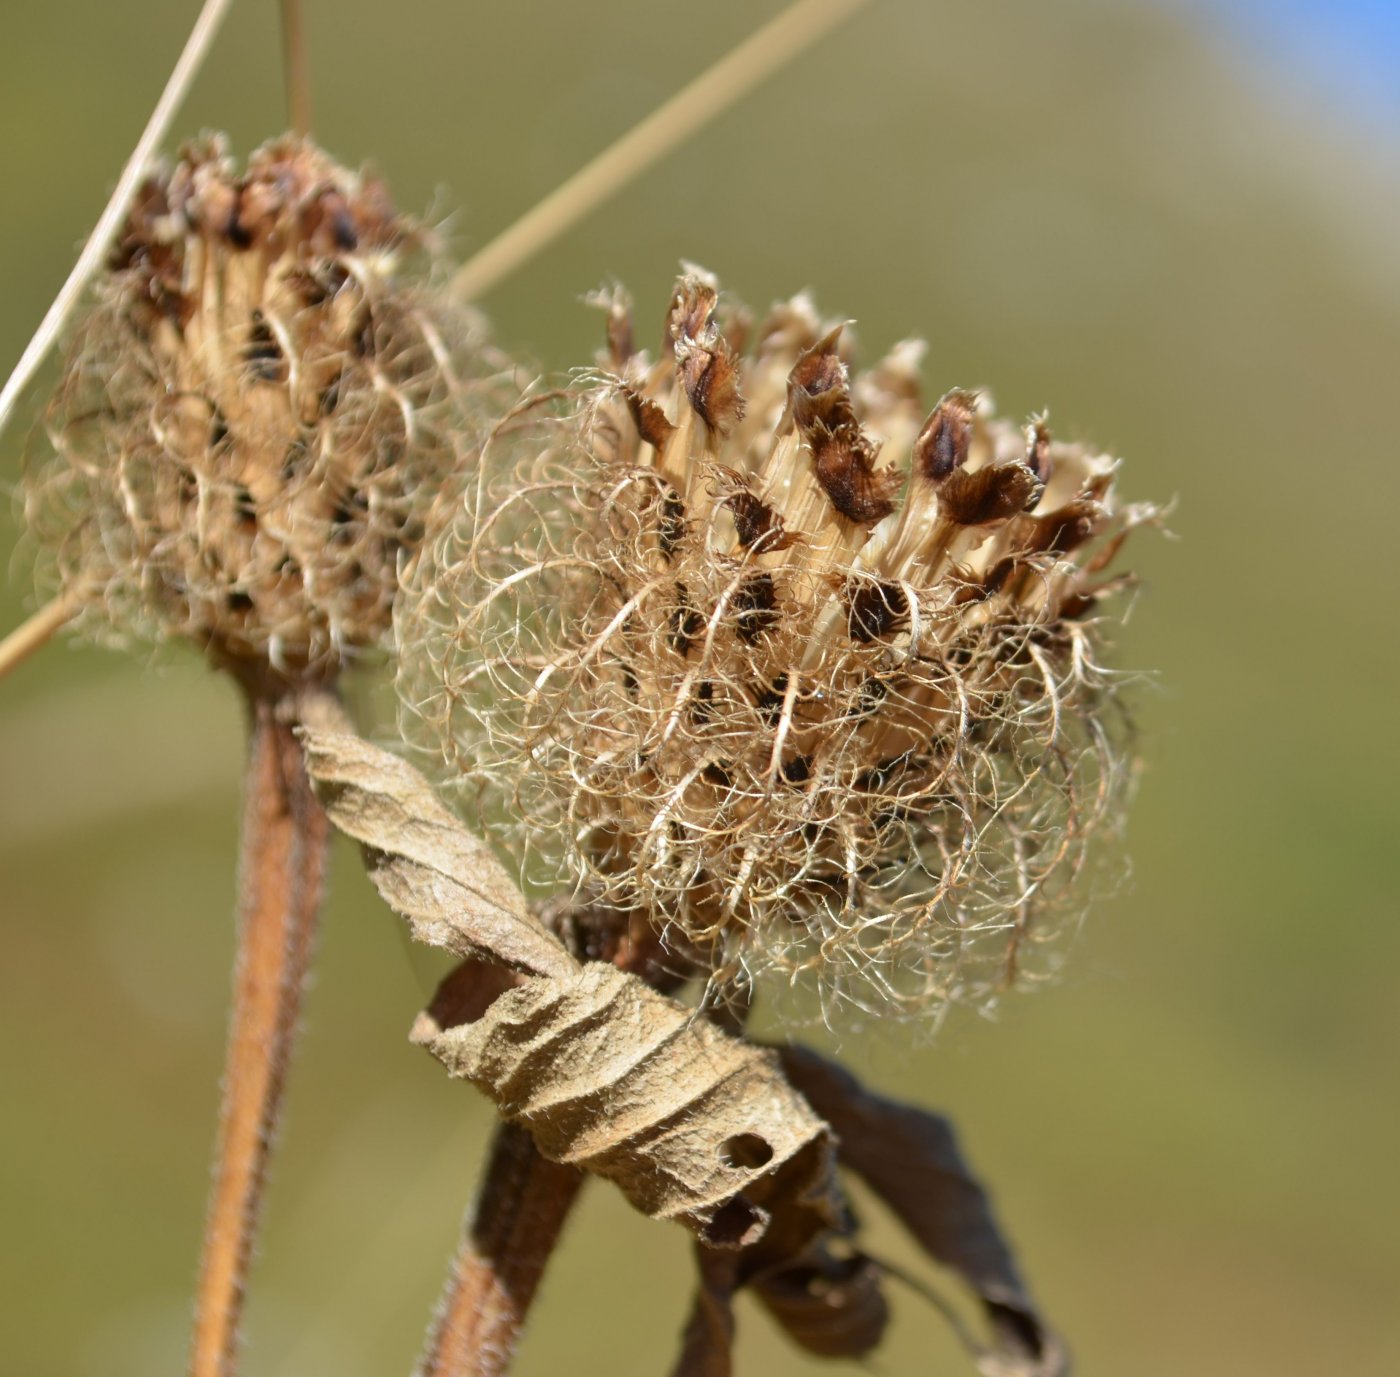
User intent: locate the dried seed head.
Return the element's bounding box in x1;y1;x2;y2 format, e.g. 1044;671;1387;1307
401;270;1159;1017
23;134;496;674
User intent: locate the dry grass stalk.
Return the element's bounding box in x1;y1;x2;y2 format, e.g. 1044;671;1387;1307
0;588;82;681
449;0;873;302
0;0;234;446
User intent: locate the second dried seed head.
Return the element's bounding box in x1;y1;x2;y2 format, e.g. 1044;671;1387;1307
25;134;493;676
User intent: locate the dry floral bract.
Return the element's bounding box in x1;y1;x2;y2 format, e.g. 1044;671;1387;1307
23;133;493;673
400;268;1158;1017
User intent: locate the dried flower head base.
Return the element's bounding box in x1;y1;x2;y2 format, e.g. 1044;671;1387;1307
402;269;1158;1020
19;133;496;1377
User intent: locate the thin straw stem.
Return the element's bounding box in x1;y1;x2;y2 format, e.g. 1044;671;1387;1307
0;592;80;683
416;1124;584;1377
0;0;235;446
190;682;332;1377
280;0;312;137
449;0;873;302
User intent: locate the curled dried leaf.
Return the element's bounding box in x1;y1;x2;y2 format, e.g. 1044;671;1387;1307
750;1246;889;1359
413;961;840;1251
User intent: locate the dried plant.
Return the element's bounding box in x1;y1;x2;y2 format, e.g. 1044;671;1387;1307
0;1;1158;1374
400;271;1158;1020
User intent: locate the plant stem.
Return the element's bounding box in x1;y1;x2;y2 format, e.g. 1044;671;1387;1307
189;682;332;1377
417;1123;584;1377
448;0;872;302
670;1247;741;1377
0;591;80;682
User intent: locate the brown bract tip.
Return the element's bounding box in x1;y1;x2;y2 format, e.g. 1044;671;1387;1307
670;275;745;437
914;389;979;481
939;462;1042;526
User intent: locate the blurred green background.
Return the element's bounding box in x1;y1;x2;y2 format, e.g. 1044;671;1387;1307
2;1;1398;1373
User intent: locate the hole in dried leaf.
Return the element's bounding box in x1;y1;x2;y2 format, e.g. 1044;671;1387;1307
702;1195;764;1248
719;1133;774;1170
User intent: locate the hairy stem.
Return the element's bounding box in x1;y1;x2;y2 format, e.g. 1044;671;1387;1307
189;682;332;1377
417;1123;584;1377
670;1247;741;1377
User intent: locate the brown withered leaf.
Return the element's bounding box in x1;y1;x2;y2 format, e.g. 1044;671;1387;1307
414;962;841;1250
779;1045;1070;1377
750;1244;889;1359
297;723;575;981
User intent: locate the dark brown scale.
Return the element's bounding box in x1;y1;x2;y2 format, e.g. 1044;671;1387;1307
669;279;744;436
233;484;258;530
244;314;286;382
1026;418;1052;481
810;429;900;524
786;339;898;524
753;677;787;725
658;487;686;561
1025;499;1101;556
939;462;1041;526
691;680;716;724
734;572;779;643
626;388;676;451
1059;591;1098;620
667;278;719;346
725;488;797;553
331;205;358;252
914;391;977;480
702;761;734;789
669;584;705;656
225;208;254;250
846;579;909;643
678;339;743;436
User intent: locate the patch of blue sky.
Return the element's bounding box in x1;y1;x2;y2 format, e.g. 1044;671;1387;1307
1178;0;1400;130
